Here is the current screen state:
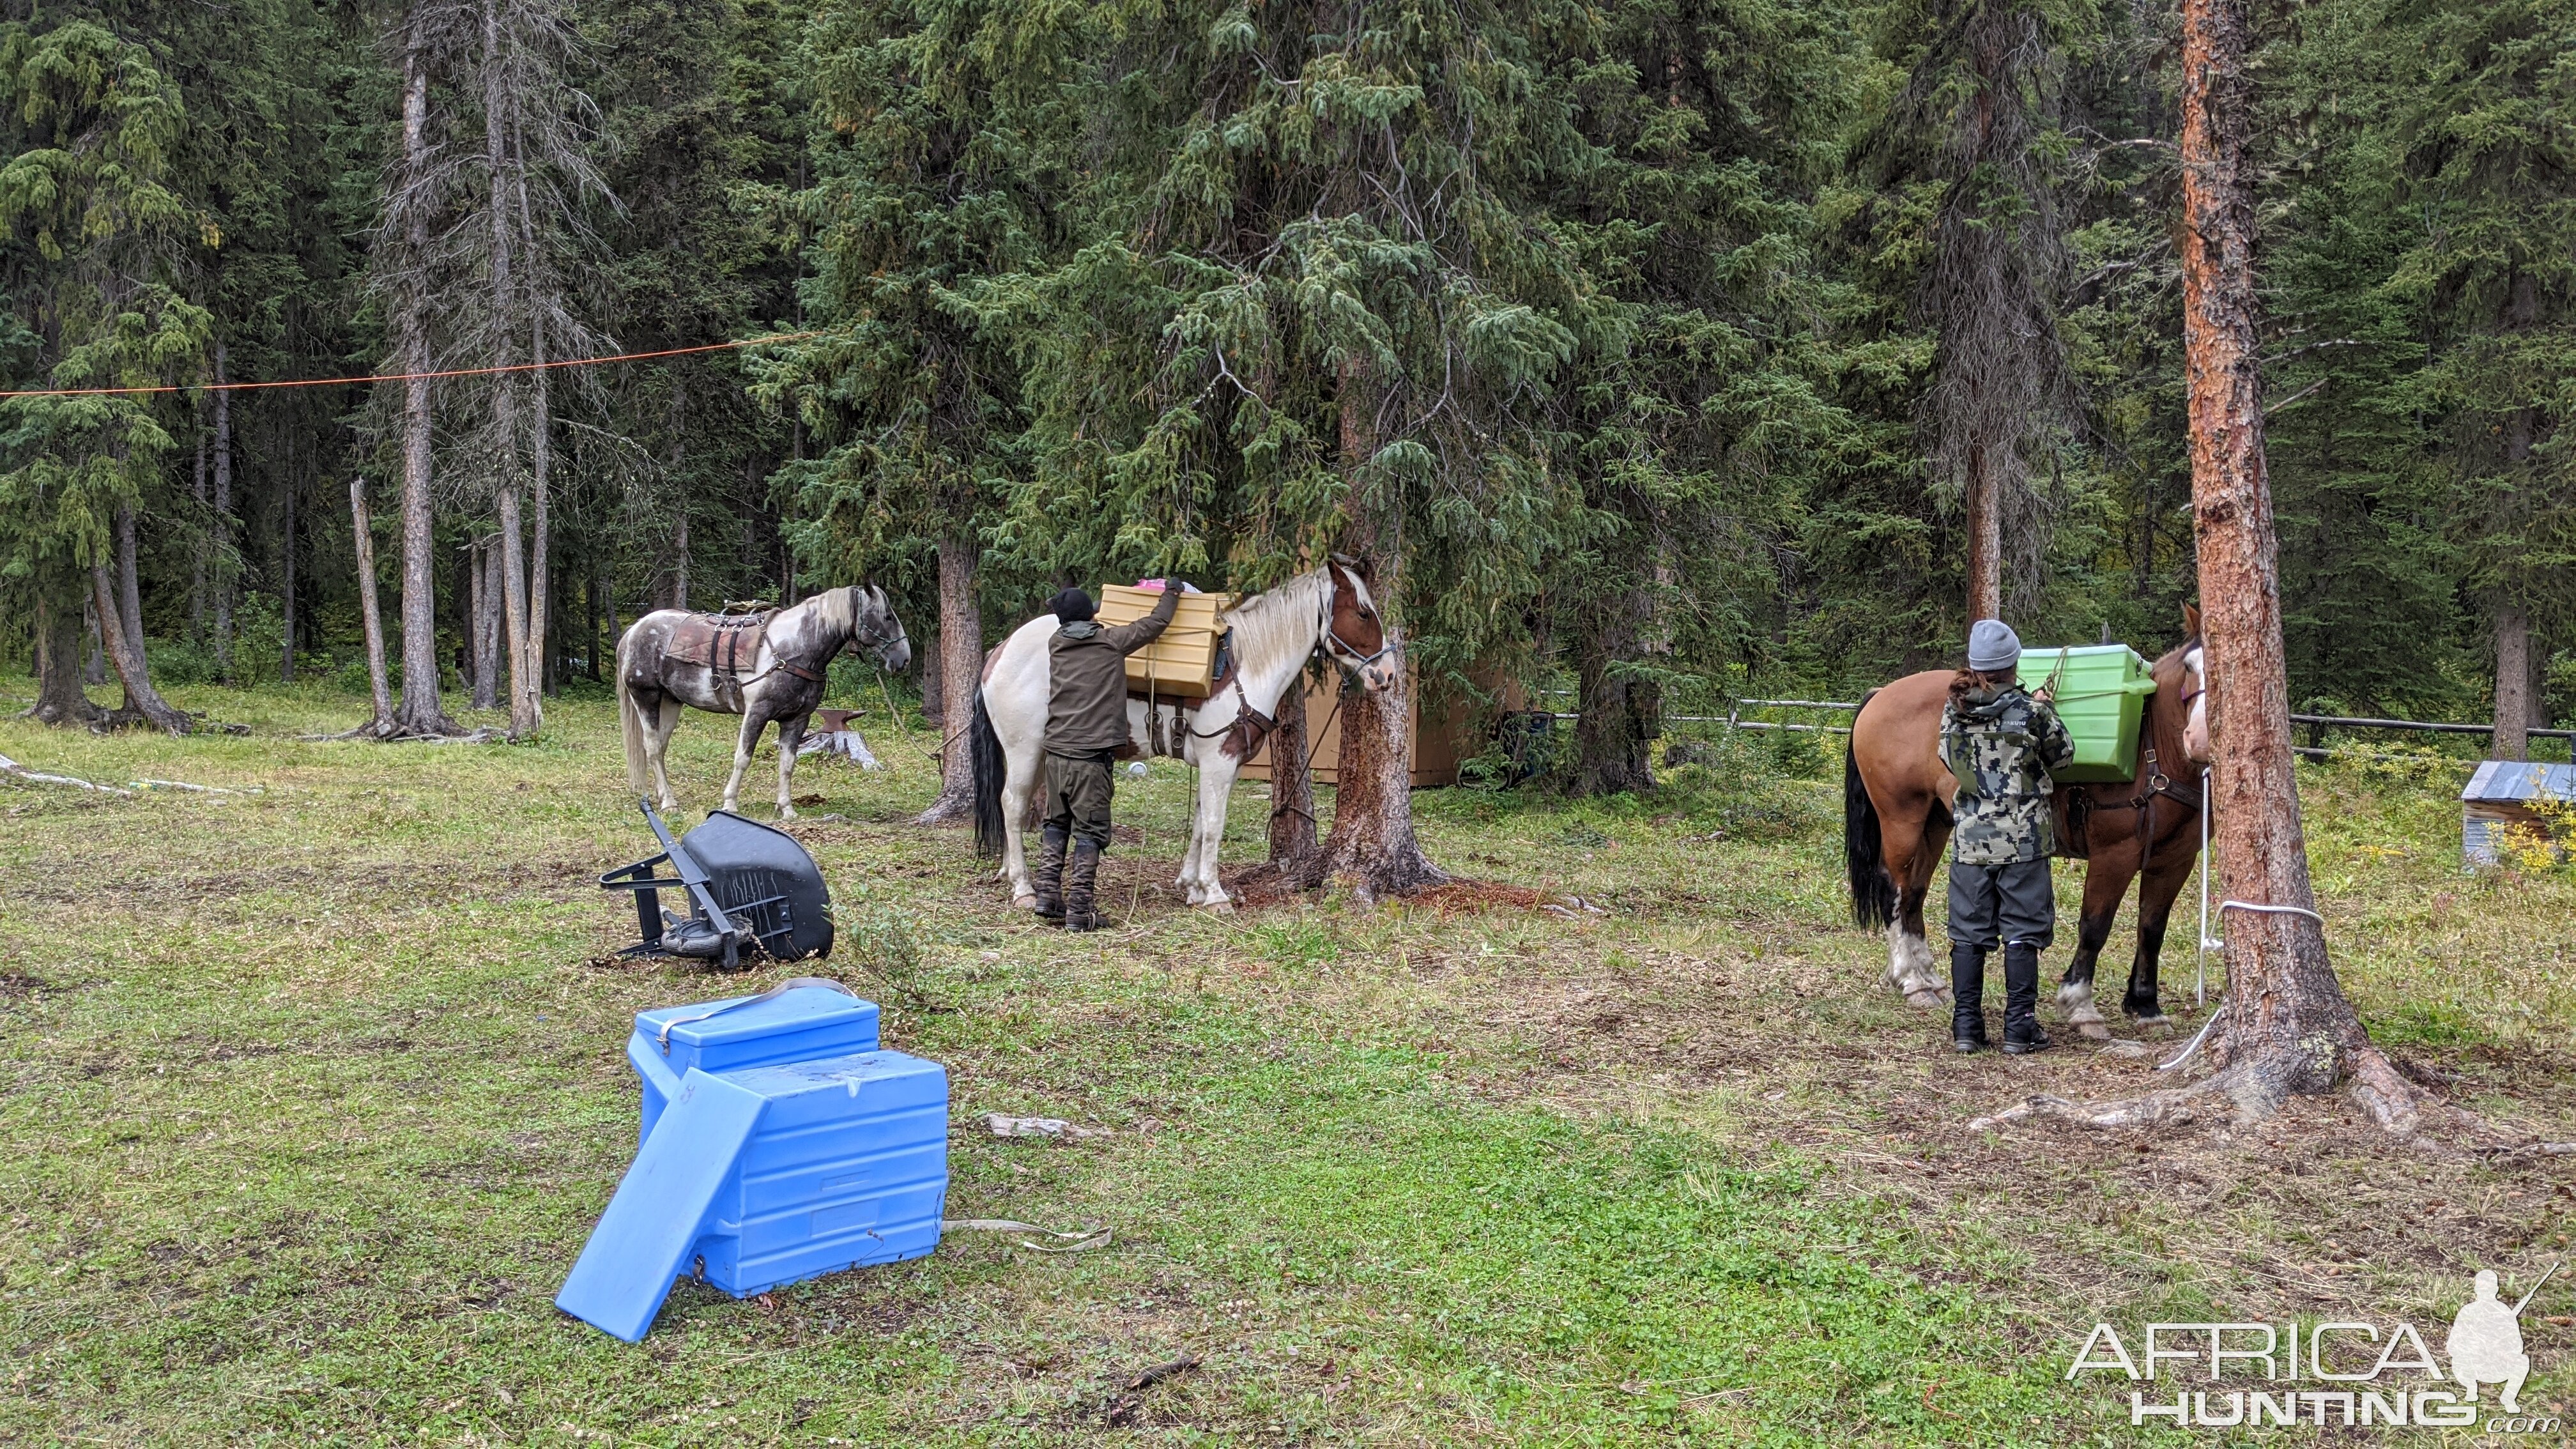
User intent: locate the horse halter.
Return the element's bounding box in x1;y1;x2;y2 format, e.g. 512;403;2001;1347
848;586;908;663
2177;643;2206;712
1317;566;1393;670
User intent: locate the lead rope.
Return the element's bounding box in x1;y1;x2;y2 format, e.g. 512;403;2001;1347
940;1218;1114;1253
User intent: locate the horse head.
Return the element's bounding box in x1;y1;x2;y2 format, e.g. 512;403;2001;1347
1319;555;1397;693
843;585;912;673
2168;602;2209;766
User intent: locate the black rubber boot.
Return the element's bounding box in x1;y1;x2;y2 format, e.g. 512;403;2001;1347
1949;943;1989;1053
1063;839;1105;933
2002;942;2053;1054
1033;825;1070;924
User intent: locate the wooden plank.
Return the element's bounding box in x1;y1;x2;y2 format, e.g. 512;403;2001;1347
1238;670;1469;789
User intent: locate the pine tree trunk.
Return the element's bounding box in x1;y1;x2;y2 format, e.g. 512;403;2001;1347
90;565;189;733
2494;604;2532;763
475;540;503;710
1965;438;2002;624
1313;359;1445;897
351;477;395;730
482;6;540;739
1573;596;1657;795
190;423;208;635
84;599;106;684
1266;674;1317;863
527;332;551;711
2177;0;2415;1128
279;484;298;683
498;486;537;737
916;526;983;824
114;506;146;657
461;541;482;703
392;39;456;738
211;343;234;682
31;591;105;725
672;512;689;612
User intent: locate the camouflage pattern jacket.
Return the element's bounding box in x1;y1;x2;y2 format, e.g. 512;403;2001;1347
1938;684;2077;864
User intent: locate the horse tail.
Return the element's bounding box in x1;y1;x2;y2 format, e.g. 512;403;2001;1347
969;686;1006;857
616;625;650;801
1844;688;1897;931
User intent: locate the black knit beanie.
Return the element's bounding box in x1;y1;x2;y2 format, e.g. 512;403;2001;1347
1050;587;1097;624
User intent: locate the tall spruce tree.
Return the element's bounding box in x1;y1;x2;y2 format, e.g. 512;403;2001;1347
1858;0;2091;627
0;18;210;732
766;0;1086;824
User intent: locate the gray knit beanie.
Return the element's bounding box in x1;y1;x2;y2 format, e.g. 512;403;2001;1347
1966;618;2021;674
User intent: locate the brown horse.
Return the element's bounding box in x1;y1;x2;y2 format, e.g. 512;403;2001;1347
1843;607;2211;1027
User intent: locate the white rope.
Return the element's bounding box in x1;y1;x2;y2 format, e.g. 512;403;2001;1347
940;1218;1112;1254
2219;900;2325;925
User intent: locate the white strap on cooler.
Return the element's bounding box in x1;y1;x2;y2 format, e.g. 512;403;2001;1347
655;976;857;1053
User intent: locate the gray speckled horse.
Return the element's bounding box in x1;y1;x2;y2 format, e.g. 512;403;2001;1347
616;585;910;819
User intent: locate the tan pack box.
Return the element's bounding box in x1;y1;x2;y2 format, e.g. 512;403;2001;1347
1096;584;1237;698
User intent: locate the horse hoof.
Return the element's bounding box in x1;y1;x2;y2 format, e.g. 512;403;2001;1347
1903;988;1947;1009
2079;1022;2113;1041
1011;893;1038;910
778;807;798;822
2129;1013;2170;1029
2066;1004;2105;1027
1199;897;1235;913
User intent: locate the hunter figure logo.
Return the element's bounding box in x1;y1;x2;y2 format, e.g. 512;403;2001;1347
2450;1268;2542;1414
2068;1261;2561;1432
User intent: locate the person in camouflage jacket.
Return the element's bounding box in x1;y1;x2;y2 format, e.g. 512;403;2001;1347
1939;619;2076;1054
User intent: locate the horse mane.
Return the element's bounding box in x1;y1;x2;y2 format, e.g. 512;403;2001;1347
1220;568;1330;677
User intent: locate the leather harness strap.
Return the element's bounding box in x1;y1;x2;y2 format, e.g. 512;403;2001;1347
2126;744;2204;857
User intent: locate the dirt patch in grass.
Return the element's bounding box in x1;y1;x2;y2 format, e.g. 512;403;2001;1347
1409;931;2576;1338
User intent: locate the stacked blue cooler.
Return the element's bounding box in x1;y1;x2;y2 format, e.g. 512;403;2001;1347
556;983;947;1342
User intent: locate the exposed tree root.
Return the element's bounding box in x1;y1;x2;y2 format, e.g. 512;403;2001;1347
305;721;508;744
1968;1044;2517;1153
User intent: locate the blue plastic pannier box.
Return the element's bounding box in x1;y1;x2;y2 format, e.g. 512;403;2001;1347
556;983;946;1342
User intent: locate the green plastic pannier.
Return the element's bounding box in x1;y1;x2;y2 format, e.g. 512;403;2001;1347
2014;644;2159;783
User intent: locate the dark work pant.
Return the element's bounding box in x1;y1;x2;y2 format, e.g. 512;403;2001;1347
1044;751;1117;848
1946;856;2057;951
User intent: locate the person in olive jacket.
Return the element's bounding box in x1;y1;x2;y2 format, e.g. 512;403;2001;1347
1034;581;1180;930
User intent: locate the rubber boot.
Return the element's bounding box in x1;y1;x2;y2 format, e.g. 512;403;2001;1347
1033;825;1070;924
1949;944;1989;1053
2002;942;2053;1054
1063;839;1105;933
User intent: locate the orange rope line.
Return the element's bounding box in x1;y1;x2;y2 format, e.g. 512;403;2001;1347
0;331;820;399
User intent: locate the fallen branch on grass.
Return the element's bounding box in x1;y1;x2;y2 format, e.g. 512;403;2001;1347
0;753;135;797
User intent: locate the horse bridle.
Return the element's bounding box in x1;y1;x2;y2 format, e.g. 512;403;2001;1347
847;585;908;665
2124;645;2209;852
1317;563;1393;671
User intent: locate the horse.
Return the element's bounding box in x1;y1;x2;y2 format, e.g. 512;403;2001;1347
967;559;1397;910
1843;606;2211;1027
616;585;911;821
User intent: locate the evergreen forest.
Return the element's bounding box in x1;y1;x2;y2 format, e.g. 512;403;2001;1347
5;0;2570;783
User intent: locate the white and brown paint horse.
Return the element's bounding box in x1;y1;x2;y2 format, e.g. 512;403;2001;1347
617;585;911;820
967;560;1397;909
1843;606;2212;1026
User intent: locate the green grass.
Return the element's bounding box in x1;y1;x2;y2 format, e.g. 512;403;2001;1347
1;682;2570;1445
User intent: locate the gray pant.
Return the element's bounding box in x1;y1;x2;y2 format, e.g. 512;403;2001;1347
1947;857;2057;950
1044;751;1117;848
